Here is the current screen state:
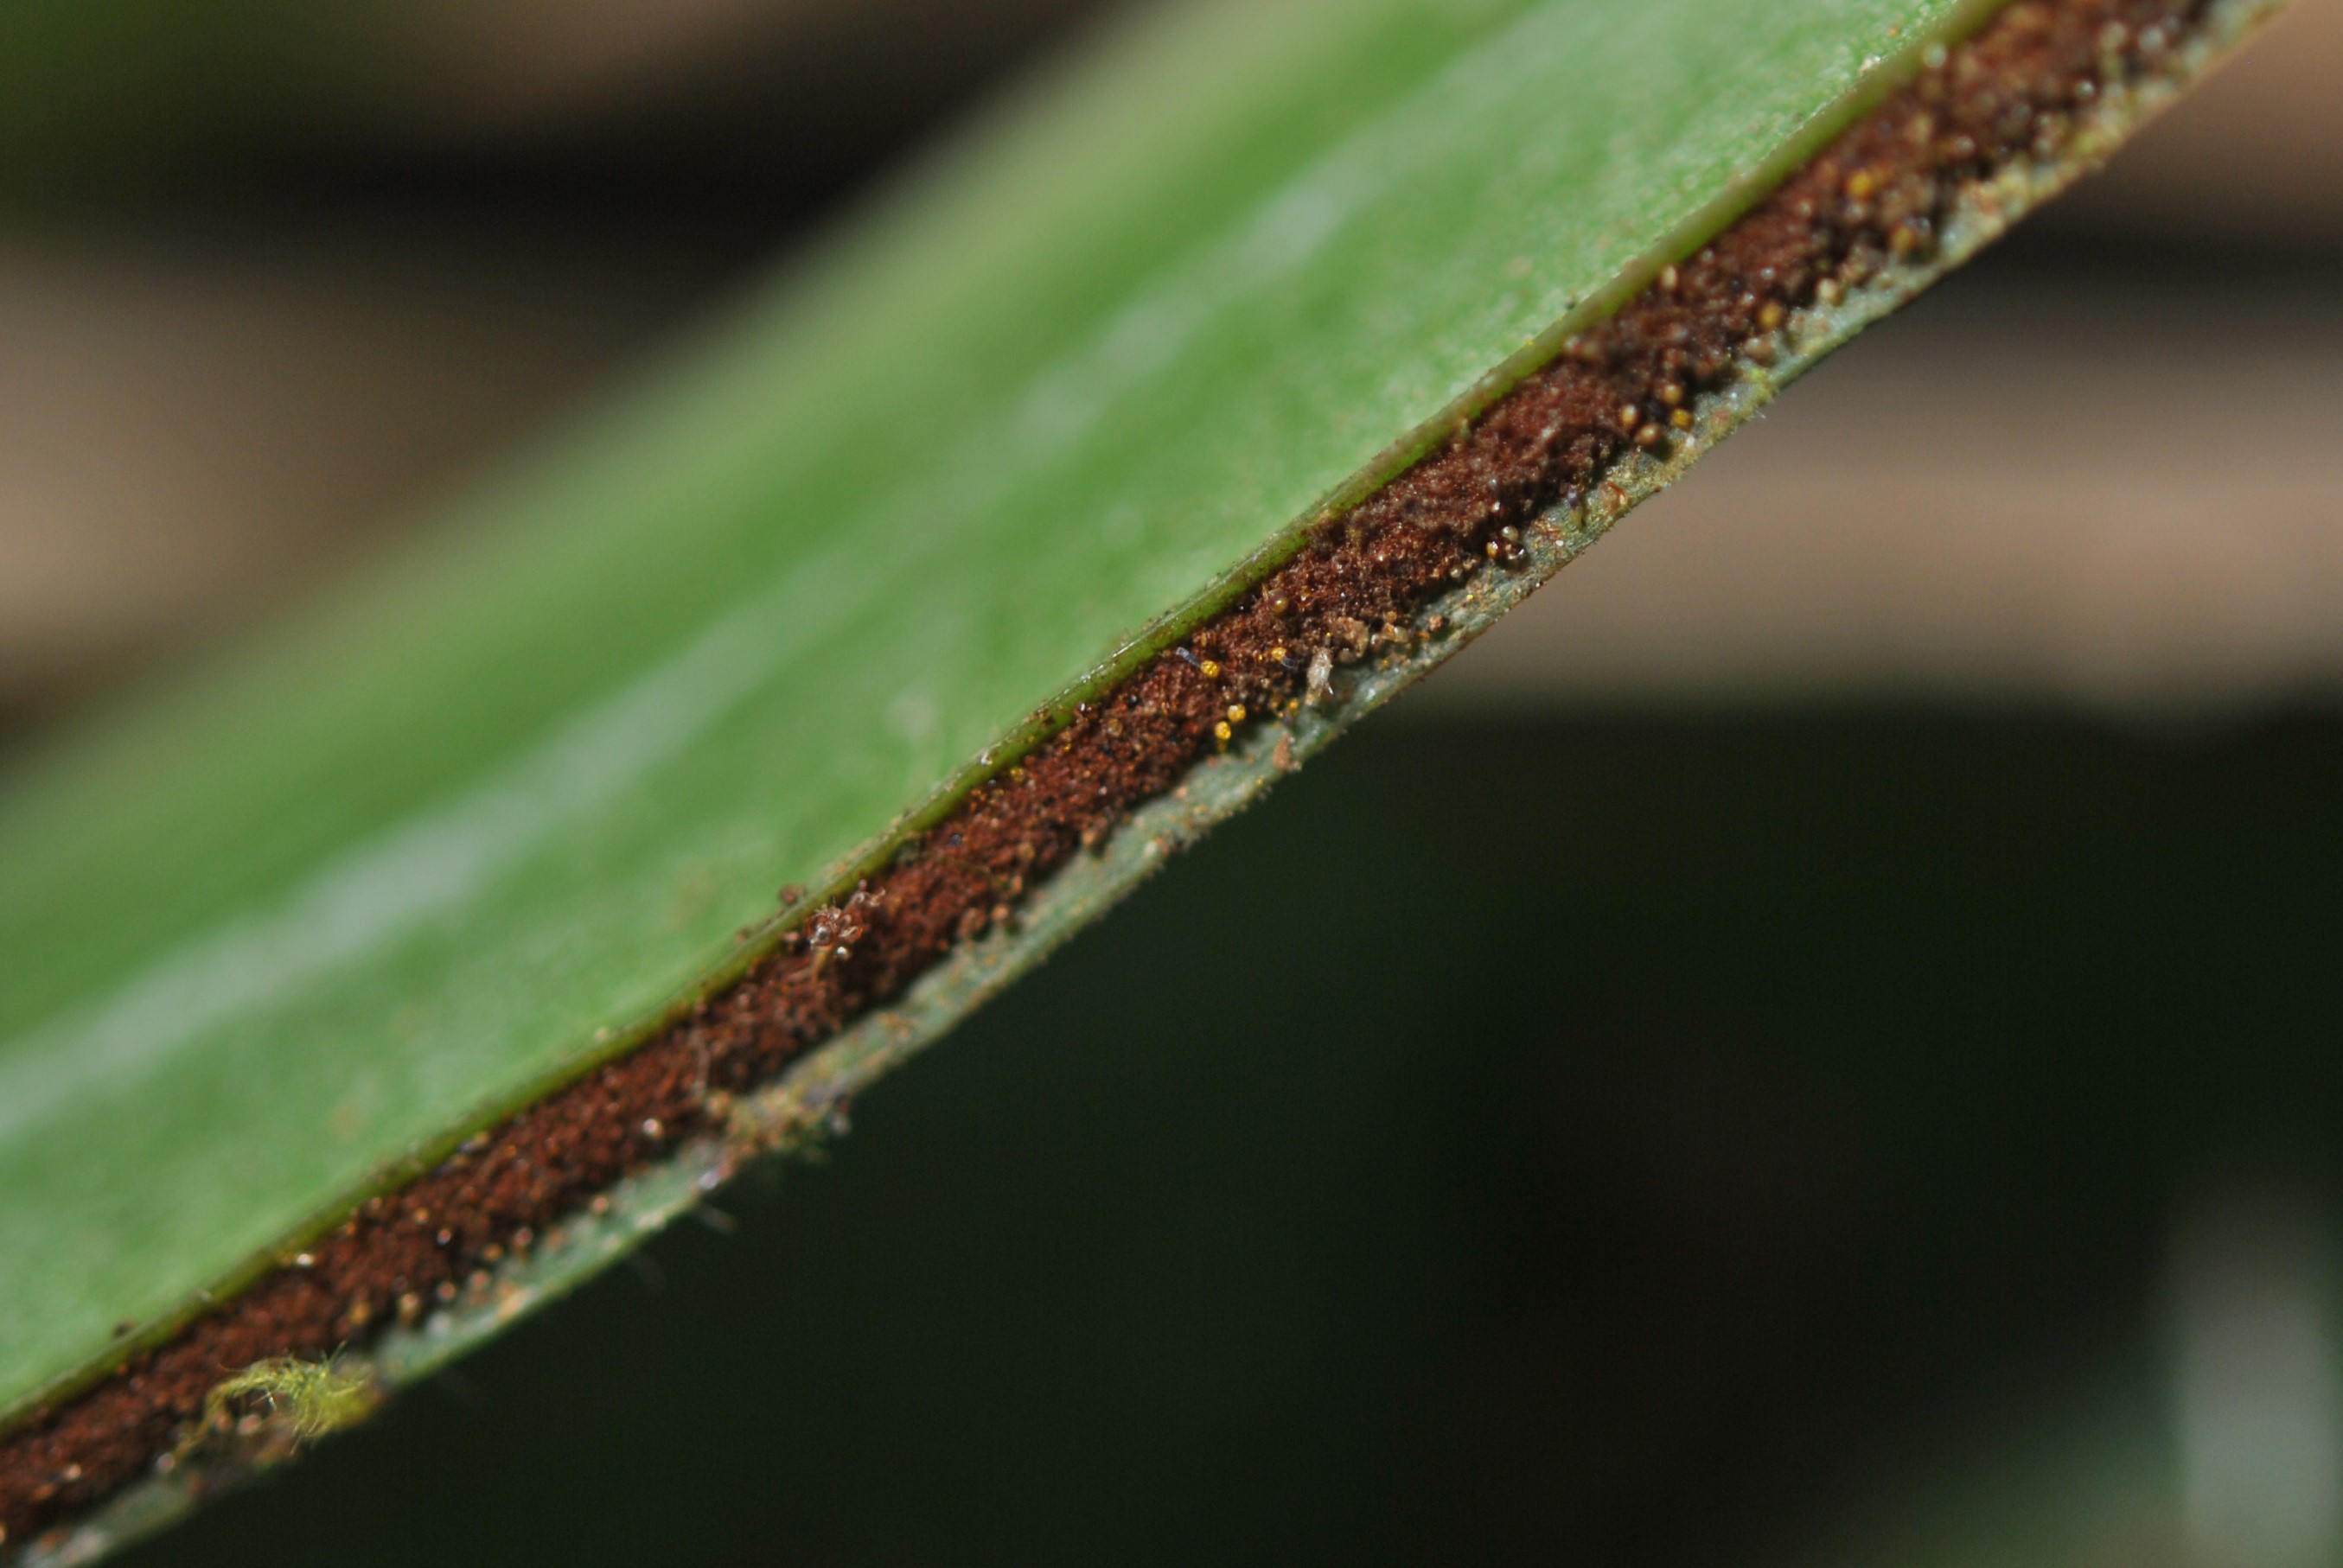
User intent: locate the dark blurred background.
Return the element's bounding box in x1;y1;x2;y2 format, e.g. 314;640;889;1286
4;0;2340;1561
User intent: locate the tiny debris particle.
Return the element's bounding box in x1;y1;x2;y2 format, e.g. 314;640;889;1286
1305;647;1336;707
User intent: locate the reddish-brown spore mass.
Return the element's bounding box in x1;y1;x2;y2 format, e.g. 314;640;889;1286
0;0;2217;1544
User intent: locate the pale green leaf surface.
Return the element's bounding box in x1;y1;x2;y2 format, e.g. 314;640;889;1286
0;0;1986;1412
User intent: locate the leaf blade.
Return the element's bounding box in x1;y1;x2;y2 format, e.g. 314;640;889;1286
0;0;2278;1456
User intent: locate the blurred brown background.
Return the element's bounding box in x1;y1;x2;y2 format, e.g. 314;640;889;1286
3;0;2338;733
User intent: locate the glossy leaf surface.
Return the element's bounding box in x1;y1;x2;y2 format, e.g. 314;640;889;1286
1;0;2016;1413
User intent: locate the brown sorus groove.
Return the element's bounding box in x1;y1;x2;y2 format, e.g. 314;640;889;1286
0;0;2218;1545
